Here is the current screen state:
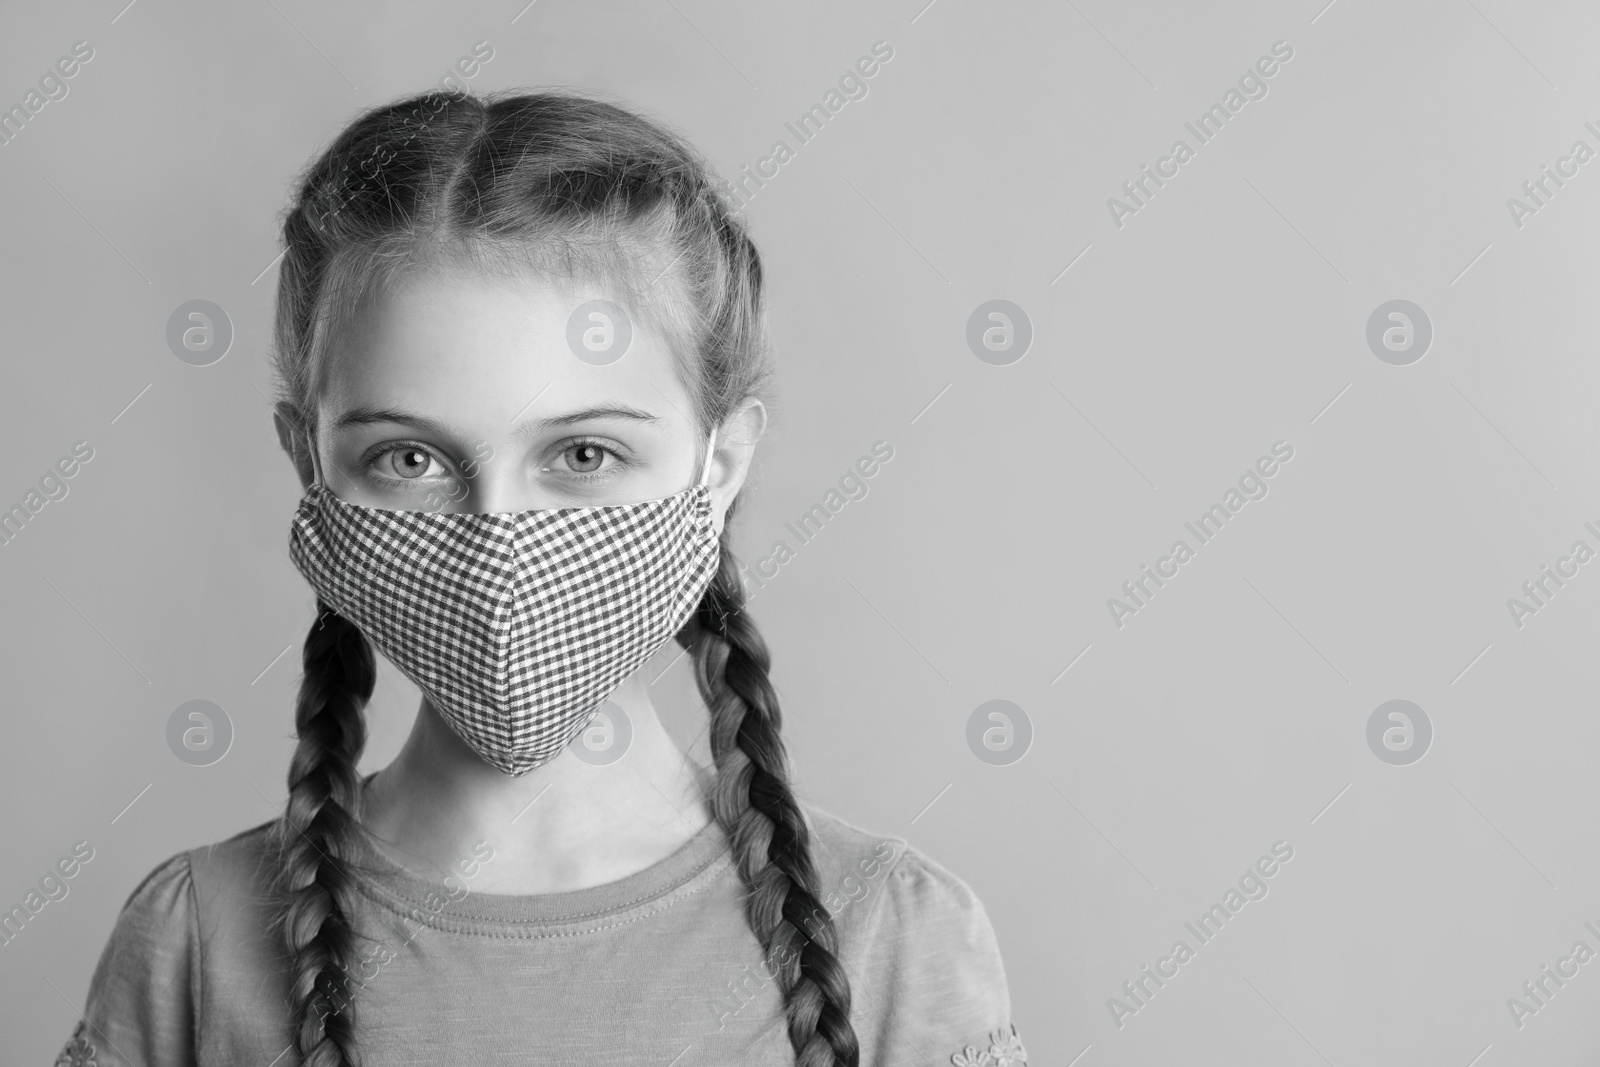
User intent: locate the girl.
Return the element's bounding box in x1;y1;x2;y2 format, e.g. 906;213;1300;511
59;89;1024;1067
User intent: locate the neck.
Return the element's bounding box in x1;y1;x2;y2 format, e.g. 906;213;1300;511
358;665;713;894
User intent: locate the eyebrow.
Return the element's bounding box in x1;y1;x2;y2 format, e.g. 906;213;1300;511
523;404;661;432
333;407;451;434
332;404;661;439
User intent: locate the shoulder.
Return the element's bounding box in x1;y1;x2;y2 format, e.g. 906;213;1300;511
801;803;991;942
64;844;200;1066
59;821;280;1067
799;805;1027;1067
182;818;280;904
101;844;199;959
800;804;906;906
108;818;278;923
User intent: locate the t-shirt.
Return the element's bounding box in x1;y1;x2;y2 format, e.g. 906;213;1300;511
55;788;1027;1067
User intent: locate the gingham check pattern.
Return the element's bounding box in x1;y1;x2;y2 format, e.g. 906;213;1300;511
289;481;720;776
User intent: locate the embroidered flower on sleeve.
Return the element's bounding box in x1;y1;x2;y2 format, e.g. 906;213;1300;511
950;1023;1028;1066
54;1020;99;1067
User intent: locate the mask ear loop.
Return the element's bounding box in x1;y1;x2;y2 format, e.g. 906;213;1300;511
306;421;327;491
698;425;718;488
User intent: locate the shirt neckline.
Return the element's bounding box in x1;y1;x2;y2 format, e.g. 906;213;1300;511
345;770;735;933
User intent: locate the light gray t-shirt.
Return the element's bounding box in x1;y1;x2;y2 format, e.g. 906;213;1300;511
55;791;1026;1066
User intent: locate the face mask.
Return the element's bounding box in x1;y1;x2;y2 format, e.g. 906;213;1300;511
287;429;721;776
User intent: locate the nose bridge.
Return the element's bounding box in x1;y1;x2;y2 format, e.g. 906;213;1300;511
461;449;524;514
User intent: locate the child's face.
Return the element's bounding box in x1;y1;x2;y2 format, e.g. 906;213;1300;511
304;264;716;517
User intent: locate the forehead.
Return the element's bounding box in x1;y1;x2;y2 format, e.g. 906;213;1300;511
316;262;690;427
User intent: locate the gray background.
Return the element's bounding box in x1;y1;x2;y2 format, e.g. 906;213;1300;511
3;0;1598;1064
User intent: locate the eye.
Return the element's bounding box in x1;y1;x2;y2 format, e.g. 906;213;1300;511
378;446;446;480
548;438;625;478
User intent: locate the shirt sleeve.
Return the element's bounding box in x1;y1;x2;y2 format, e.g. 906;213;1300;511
849;846;1027;1067
54;852;199;1067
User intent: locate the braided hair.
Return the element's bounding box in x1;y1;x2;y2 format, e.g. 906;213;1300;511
268;89;860;1066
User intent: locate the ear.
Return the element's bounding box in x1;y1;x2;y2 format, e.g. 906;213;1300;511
273;402;316;491
707;397;766;539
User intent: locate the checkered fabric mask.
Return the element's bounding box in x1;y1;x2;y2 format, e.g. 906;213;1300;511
288;431;722;776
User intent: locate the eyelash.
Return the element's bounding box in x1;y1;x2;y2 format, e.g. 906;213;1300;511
361;437;628;488
362;440;451;488
549;436;628;482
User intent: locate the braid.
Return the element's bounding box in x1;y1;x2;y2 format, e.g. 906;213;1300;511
270;602;377;1067
692;546;861;1067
